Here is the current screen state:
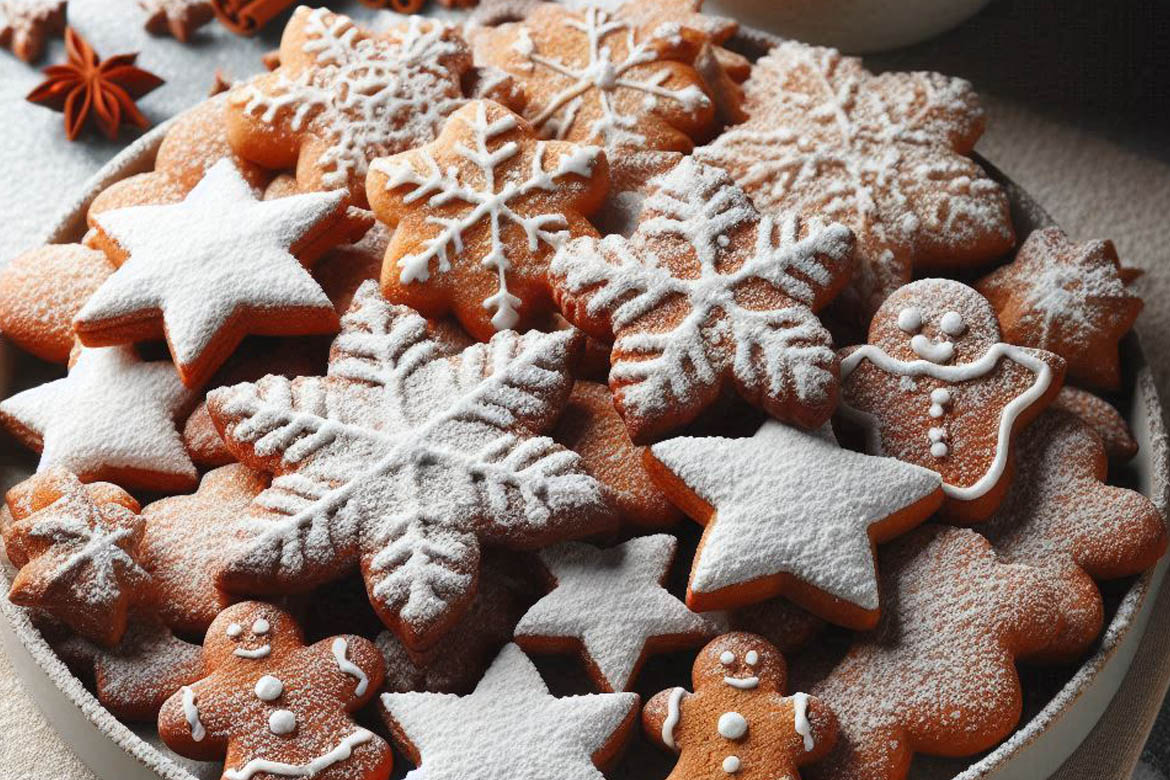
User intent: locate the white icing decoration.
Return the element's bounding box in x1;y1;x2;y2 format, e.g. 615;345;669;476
371;101;601;331
931;441;949;458
930;388;951;405
180;686;206;742
233;644;271;659
744;650;759;666
722;676;759;690
722;755;741;773
793;691;814;751
897;307;922;333
662;686;686;751
226;622;243;638
254;675;283;701
910;334;954;364
268;710;297;736
719;651;735;665
940;311;966;336
251;618;271;635
839;342;1056;500
717;711;748;740
331;637;369;696
223;728;375;780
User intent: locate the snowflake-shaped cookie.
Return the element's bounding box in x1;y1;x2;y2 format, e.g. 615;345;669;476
474;1;716;156
206;281;616;652
976;227;1143;390
367;99;608;341
515;534;724;692
3;468;150;647
696;42;1014;319
550;156;854;443
227;7;472;207
381;643;638;780
0;0;66;62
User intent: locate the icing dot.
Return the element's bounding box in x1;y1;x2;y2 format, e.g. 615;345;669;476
225;622;243;638
930;388;951;405
254;675;283;701
928;428;947;442
931;442;950;457
268;709;296;735
717;235;730;248
722;756;741;773
717;712;748;740
719;651;735;665
940;311;965;336
744;650;759;666
252;618;271;635
897;307;922;333
929;404;945;418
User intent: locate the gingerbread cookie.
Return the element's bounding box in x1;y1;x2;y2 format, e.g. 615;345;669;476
226;7;472;207
644;632;837;780
553;381;681;530
837;279;1066;523
696;42;1014;319
799;526;1073;780
139;0;214;41
976;227;1142;391
516;534;723;692
0;346;198;491
978;408;1166;660
207;281;615;652
158;601;392;780
0;0;65;62
381;642;638;779
3;468;150;647
312;223;391;315
648;420;942;628
472;1;717;160
551;156;854;443
0;242;113;365
1051;385;1138;462
367;99;609;341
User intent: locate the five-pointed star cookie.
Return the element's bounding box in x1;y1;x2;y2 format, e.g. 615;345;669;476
976;227;1143;390
0;0;65;62
0;346;198;492
78;159;351;388
515;534;724;692
381;643;639;780
647;420;943;629
138;0;213;42
367;99;609;341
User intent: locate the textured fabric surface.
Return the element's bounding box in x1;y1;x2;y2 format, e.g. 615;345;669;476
1;1;1168;779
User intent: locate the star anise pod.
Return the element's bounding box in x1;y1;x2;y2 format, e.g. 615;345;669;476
26;27;164;141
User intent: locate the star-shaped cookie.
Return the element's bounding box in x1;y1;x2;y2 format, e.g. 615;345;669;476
515;534;723;692
78;159;351;388
0;346;197;492
647;420;943;628
381;643;638;780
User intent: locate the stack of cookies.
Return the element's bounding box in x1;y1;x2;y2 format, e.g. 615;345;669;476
0;4;1162;780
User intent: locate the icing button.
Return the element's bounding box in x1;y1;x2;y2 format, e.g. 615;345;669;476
717;711;748;740
722;755;741;773
268;709;297;736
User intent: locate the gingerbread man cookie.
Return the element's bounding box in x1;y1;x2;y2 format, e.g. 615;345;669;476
158;601;392;780
551;156;854;443
838;278;1066;523
644;632;837;780
976;227;1143;391
367;99;609;341
1051;385;1139;462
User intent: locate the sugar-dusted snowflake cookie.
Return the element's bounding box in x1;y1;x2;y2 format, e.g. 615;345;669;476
696;42;1014;320
0;242;113;365
551;156;855;443
80;159;352;388
206;281;616;652
472;1;717;161
648;420;942;628
367;99;609;341
799;526;1076;780
3;468;150;646
644;632;837;780
0;346;198;491
1051;385;1138;462
381;642;638;780
226;7;473;207
0;0;65;62
516;534;723;692
138;0;213;42
979;408;1166;660
158;601;392;780
838;278;1066;523
976;227;1142;390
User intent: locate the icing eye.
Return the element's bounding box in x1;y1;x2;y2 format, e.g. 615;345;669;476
226;622;243;638
745;650;759;666
719;651;735;666
940;311;966;337
252;618;271;635
897;307;923;334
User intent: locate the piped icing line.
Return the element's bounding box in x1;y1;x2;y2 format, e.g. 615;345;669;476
792;692;813;751
223;728;375;780
662;686;686;750
331;637;369;696
839;342;1054;500
180;686;206;742
233;644;272;659
722;676;759;690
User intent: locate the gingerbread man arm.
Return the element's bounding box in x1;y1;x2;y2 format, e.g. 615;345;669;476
786;692;838;766
157;677;234;761
304;634;387;711
643;686;691;752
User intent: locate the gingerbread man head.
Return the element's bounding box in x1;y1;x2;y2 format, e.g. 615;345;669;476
158;601;392;780
869;278;1000;366
691;631;788;695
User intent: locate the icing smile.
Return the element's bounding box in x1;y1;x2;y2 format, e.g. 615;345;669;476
722;676;760;690
910;334;955;363
234;645;272;659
